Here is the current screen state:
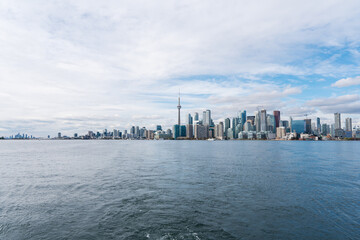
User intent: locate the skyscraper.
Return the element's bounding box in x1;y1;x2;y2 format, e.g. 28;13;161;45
273;110;280;128
334;113;341;130
187;113;193;125
203;109;211;125
304;119;311;134
194;112;199;121
346;118;352;131
316;117;321;132
255;111;261;132
240;110;246;126
260;109;267;132
224;118;230;138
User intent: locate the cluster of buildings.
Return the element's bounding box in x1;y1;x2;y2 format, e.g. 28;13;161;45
1;95;359;140
56;94;359;141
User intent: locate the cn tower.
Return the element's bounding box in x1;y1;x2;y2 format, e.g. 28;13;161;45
177;91;181;126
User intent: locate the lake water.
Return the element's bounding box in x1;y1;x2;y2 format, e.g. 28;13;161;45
0;140;359;239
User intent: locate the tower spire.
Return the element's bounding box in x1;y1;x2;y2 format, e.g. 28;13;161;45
177;90;181;126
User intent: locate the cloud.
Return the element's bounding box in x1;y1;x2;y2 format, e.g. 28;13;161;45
331;76;360;87
0;0;360;136
307;94;360;114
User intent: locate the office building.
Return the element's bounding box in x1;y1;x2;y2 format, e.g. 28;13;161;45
334;113;341;130
273;110;280;128
345;118;352;131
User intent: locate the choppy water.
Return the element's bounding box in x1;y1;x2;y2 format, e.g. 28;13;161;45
0;140;359;239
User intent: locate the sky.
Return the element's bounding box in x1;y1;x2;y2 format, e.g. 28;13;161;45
1;0;360;137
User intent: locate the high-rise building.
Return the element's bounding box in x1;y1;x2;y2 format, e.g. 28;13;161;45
273;110;280;128
194;124;208;139
156;125;162;131
267;114;276;133
186;124;193;139
304;119;311;134
240;110;246;126
292;120;305;133
255;111;261;132
321;123;328;135
203;109;211;126
215;122;224;139
194;112;199;121
224;118;231;138
173;125;180;139
246;116;255;125
276;127;286;139
346;118;352;131
334;113;341;130
316;117;321;132
260;109;267;132
187;113;193;125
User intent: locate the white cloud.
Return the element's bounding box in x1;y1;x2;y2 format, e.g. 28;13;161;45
331;76;360;87
0;0;360;136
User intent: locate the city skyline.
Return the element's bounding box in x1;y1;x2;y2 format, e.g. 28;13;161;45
1;1;360;136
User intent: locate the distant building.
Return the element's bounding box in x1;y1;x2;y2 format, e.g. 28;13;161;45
186;124;193;139
292;120;305;134
276;127;286;139
334;113;341;130
187;113;193;125
304;119;311;134
58;132;61;138
215;122;224;139
246;116;255;125
194;124;208;139
345;118;352;131
224;118;231;138
156;125;162;131
273;110;280;128
260;109;267;132
194;112;199;121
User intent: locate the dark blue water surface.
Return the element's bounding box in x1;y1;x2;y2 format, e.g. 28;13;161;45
0;140;359;239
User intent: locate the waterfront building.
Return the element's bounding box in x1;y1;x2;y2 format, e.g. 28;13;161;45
255;111;261;132
345;118;352;131
292;120;305;134
316;117;321;132
305;119;311;134
260;109;267;132
194;124;208;139
335;128;345;138
186;124;193;139
156;125;162;131
276;127;286;139
334;113;341;130
240;110;246;126
180;125;186;137
224;118;231;138
58;132;61;138
246;116;255;125
321;123;328;135
238;131;248;139
194;112;199;121
267;114;276;133
215;122;224;139
273;110;280;128
173;124;180;139
226;127;234;139
187;113;193;125
203;109;211;126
